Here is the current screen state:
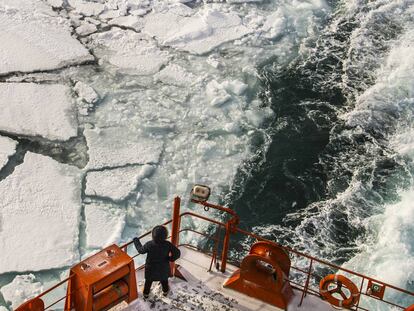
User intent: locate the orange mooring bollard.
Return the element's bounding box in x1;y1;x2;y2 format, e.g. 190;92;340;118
170;196;186;279
15;297;45;311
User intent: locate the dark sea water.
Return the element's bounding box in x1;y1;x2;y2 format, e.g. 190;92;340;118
225;0;414;308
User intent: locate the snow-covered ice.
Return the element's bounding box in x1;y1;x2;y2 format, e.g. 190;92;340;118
75;23;97;36
85;165;155;201
143;7;252;54
0;152;81;273
68;0;105;17
90;29;169;75
0;136;17;170
74;81;99;104
84;203;126;249
84;127;164;169
0;0;93;75
0;274;43;310
154;64;196;87
0;83;78;141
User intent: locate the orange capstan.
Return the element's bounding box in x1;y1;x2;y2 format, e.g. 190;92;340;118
64;244;138;311
223;241;294;309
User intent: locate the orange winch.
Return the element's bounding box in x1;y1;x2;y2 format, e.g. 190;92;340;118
64;244;138;311
223;241;294;309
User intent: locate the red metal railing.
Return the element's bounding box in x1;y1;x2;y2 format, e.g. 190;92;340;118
16;199;414;311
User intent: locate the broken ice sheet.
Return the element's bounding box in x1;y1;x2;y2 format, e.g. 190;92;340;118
85;165;155;201
0;0;93;75
0;136;17;170
84;203;126;249
143;6;252;55
0;274;43;310
0;152;81;274
0;83;78;141
84;127;164;169
89;29;169;75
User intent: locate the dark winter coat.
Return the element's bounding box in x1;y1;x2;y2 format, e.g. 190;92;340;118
133;236;180;281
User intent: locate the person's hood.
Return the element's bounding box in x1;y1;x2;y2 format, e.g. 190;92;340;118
152;225;168;243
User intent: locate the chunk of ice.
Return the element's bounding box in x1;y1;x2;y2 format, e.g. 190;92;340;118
0;6;93;75
154;64;196;86
0;152;81;273
84;127;164;169
0;83;78;141
0;274;43;310
74;81;99;104
84;203;126;249
90;29;169;75
68;0;105;16
85;165;155;201
0;136;17;170
143;8;252;54
75;23;97;36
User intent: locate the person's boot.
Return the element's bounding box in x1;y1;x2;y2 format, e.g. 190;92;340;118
143;293;149;299
162;290;169;297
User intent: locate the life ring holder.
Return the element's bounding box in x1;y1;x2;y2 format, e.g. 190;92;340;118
319;274;360;308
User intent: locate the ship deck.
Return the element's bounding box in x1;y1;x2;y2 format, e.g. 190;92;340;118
113;246;336;311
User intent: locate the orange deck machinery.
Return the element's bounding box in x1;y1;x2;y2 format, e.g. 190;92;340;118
64;244;138;311
224;241;294;309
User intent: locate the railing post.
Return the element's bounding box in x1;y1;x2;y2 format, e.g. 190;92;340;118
170;197;181;277
220;221;231;273
171;196;181;246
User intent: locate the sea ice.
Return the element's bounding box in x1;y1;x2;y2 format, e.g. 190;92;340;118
73;81;99;104
154;64;196;86
84;127;164;169
84;203;126;249
68;0;105;17
0;83;78;141
0;136;17;170
0;274;43;310
85;165;155;201
0;1;93;75
0;152;81;274
143;7;252;54
90;29;169;75
108;16;144;32
75;23;98;36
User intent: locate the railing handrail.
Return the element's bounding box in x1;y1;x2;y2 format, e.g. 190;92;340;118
22;210;413;311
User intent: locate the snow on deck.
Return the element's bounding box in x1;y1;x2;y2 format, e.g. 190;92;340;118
0;136;17;170
0;83;78;141
0;152;81;273
114;246;335;311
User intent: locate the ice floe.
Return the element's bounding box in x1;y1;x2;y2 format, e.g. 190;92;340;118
75;22;97;36
84;203;126;249
0;274;43;310
90;29;169;75
154;64;196;86
74;81;99;104
0;83;78;141
0;136;17;170
68;0;105;17
0;152;81;273
143;6;252;54
84;127;164;169
0;0;93;75
85;165;155;201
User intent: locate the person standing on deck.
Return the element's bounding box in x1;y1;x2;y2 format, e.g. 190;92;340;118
133;225;181;298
